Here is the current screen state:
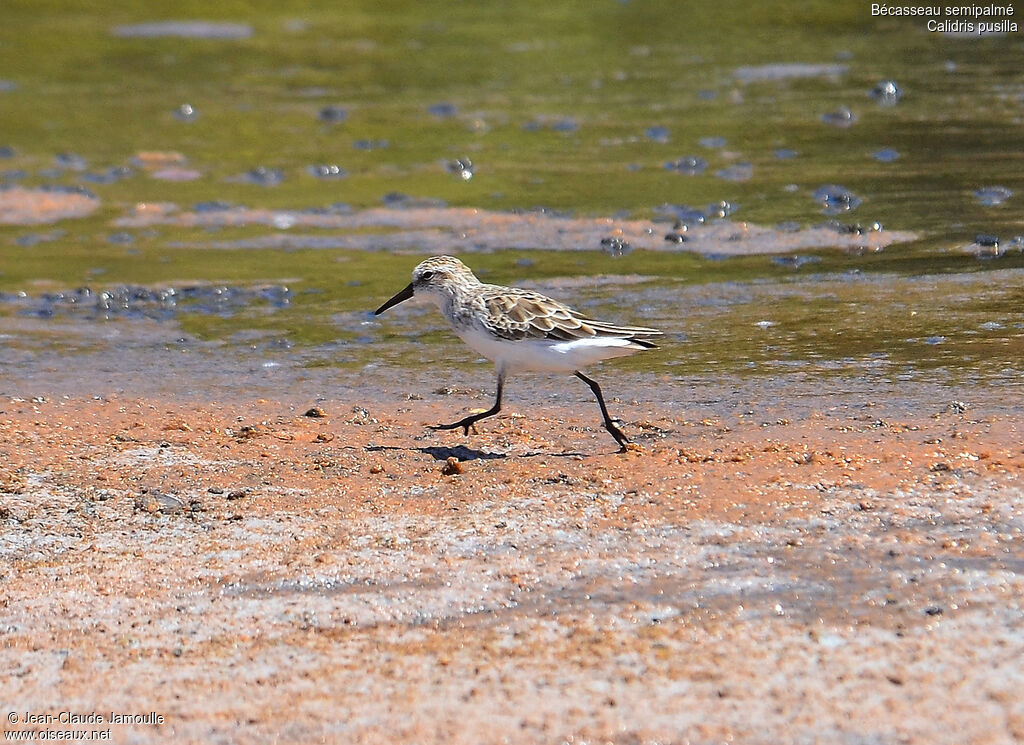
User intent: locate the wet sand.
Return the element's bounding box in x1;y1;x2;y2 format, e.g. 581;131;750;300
2;371;1022;744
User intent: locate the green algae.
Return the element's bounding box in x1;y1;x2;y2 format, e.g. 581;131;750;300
1;1;1023;383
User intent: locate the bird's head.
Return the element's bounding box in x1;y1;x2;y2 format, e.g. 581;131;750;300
374;255;477;314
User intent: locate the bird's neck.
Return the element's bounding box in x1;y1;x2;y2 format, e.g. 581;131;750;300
441;281;481;321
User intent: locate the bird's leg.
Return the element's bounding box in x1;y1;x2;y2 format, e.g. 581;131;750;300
574;371;631;451
433;373;504;435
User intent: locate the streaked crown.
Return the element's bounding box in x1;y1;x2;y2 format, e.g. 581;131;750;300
411;256;479;290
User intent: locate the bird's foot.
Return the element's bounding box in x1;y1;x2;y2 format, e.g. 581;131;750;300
431;418;479;436
604;419;633;452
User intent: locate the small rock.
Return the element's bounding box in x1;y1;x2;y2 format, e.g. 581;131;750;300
314;432;335;443
822;106;857;127
814;184;861;215
441;457;463;476
447;158;474;180
226;490;247;500
974;186;1012;207
318;106;348;123
235;425;260;441
173;103;199;122
135;492;185;514
304;407;326;418
369;464;385;474
427;102;458;118
869;80;902;106
308;164;347;180
600;236;632;257
645;125;670;143
664;156;707;175
348;407;371;423
240;166;284;186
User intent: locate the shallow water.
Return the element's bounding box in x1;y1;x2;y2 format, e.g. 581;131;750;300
1;1;1023;388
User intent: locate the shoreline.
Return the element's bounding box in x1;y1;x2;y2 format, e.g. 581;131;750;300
2;388;1021;743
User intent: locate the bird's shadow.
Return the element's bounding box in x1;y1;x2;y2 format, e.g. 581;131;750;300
366;443;503;462
420;444;506;462
366;444;588;461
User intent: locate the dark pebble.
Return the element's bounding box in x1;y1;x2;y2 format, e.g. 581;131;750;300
242;167;284;186
822;106;857;127
772;255;821;268
107;232;135;245
699;136;727;149
427;102;458;118
382;192;447;209
447;158;474;180
715;163;753;182
194;201;233;212
550;117;579;133
974;186;1012;207
308;164;347;179
318;106;348;123
55;153;87;170
600;236;632;257
81;166;135;184
645;126;670;143
813;185;861;215
135;491;185;514
353;139;389;150
869;80;902;106
173;103;199;122
664;156;707;175
707;200;736;218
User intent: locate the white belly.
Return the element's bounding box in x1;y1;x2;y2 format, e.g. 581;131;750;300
454;325;643;374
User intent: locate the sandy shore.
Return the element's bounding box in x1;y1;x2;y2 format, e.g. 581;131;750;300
2;380;1022;744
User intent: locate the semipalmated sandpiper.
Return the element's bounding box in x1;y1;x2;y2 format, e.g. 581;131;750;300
375;256;662;451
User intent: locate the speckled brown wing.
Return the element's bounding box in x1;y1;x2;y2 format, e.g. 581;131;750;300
478;286;661;345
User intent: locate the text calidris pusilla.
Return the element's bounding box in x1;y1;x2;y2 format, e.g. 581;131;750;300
375;256;662;451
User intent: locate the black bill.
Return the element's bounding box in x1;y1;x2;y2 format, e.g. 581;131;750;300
374;282;415;315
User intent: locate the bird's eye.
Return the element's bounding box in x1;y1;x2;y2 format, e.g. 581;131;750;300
420;270;435;281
